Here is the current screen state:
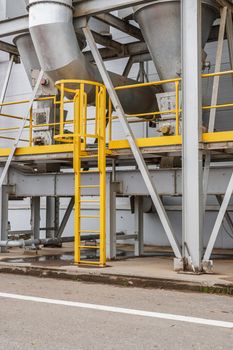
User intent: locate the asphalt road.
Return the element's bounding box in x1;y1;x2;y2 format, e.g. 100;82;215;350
0;274;232;350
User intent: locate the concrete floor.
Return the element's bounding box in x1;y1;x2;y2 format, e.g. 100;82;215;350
0;274;232;349
0;244;233;293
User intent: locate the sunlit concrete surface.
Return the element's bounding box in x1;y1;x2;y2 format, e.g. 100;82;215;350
0;244;233;293
0;274;233;350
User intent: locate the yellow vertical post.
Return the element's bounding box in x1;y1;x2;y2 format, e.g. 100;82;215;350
29;107;33;147
95;86;99;137
60;83;65;137
98;86;106;266
74;89;81;264
108;99;112;144
83;92;87;150
175;81;180;136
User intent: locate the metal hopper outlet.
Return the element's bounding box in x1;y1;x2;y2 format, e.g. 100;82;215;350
134;0;219;92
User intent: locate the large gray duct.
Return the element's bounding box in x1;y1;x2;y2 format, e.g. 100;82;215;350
28;0;157;115
134;0;219;92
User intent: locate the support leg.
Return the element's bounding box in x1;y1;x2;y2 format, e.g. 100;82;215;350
203;7;228;206
134;196;144;256
31;197;40;240
182;0;203;271
46;197;59;239
204;173;233;262
57;197;74;239
226;8;233;83
106;179;116;260
0;186;9;253
216;195;233;235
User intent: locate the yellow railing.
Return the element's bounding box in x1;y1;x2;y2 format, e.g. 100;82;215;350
108;78;182;143
108;69;233;148
0;70;232;151
0;95;75;146
108;77;181;144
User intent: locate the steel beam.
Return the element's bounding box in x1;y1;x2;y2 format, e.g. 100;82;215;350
204;172;233;261
46;197;59;239
226;8;233;74
31;197;40;240
182;0;203;271
134;196;144;256
57;197;74;239
6;167;233;197
83;25;181;259
0;70;44;188
216;194;233;234
95;13;143;41
0;15;28;38
106;180;117;260
203;7;228;207
0;41;18;56
73;0;156;17
91;31;123;52
215;0;233;12
0;56;14;113
0;185;9;253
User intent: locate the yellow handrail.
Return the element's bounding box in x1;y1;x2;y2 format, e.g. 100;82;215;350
0;70;232;148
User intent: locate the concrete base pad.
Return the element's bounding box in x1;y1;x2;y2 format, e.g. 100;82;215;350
0;244;233;295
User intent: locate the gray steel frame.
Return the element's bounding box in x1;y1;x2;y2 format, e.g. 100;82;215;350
83;25;181;260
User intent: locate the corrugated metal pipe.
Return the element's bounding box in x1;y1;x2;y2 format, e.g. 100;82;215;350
27;0;158;115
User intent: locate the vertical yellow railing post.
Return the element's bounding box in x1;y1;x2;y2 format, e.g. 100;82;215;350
73;89;81;264
95;86;99;137
108;98;112;144
175;81;180;136
98;86;107;266
82;92;87;150
60;83;65;137
29;107;33;147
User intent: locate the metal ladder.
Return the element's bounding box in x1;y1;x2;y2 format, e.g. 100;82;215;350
73;82;107;267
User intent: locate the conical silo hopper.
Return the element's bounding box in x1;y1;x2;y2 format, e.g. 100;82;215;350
134;0;219;92
13;33;41;86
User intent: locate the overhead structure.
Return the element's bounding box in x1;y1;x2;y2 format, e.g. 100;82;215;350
0;0;232;272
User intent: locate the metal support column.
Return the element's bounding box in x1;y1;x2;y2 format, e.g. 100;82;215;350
56;197;74;239
46;197;59;239
203;7;227;206
31;197;40;240
226;8;233;78
134;196;144;256
0;55;14;111
106;179;117;260
182;0;203;271
0;185;9;253
216;195;233;234
204;173;233;261
83;25;182;260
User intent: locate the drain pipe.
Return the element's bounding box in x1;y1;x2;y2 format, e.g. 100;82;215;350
0;238;67;248
28;0;158;114
0;235;100;248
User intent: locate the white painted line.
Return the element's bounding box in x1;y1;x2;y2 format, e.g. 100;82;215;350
0;292;232;329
